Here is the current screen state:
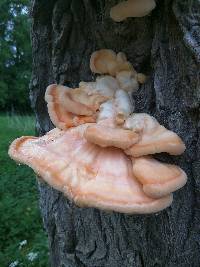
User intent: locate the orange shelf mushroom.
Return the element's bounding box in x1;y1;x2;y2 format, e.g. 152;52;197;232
8;49;187;214
90;49;146;92
132;157;187;198
84;124;139;149
45;84;108;129
124;113;186;157
90;49;134;77
110;0;156;22
84;116;187;202
8;125;172;214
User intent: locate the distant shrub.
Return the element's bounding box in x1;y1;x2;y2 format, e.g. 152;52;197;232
0;0;32;113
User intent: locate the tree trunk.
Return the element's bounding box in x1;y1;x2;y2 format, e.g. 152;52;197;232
30;0;200;266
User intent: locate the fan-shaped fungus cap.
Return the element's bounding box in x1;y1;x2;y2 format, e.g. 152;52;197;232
132;156;187;198
84;124;139;150
90;49;116;75
90;49;134;76
8;124;172;214
124;113;186;157
45;84;108;129
110;0;156;22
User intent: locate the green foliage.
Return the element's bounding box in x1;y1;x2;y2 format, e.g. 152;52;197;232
0;0;32;112
0;114;49;267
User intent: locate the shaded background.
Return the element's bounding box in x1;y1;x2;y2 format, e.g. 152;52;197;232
0;1;49;266
0;0;32;113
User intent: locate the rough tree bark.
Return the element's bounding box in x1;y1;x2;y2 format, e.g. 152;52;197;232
30;0;200;266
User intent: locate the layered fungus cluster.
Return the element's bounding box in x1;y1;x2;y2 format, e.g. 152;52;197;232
9;49;187;214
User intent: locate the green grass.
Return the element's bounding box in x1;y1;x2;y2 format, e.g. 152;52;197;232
0;114;49;267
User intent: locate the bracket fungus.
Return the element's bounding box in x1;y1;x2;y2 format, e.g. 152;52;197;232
84;123;140;150
110;0;156;22
45;83;108;129
9;49;187;214
90;49;134;76
132;157;187;198
9;125;172;214
124;113;186;157
90;49;146;93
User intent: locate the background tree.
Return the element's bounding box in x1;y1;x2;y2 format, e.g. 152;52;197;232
0;0;31;112
30;0;200;266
